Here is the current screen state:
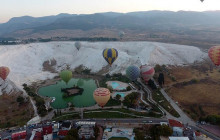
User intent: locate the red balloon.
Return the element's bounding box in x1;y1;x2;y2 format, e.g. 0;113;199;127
208;46;220;66
0;67;10;80
140;65;155;84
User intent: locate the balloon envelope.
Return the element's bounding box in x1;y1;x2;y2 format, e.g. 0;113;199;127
93;88;110;107
75;42;81;50
103;48;118;66
140;65;155;83
119;31;125;38
59;70;72;84
208;46;220;66
126;65;140;81
0;67;10;80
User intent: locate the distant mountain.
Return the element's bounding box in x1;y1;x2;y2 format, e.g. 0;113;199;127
0;13;73;36
1;11;220;48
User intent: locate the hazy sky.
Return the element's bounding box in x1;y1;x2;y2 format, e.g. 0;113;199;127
1;0;220;23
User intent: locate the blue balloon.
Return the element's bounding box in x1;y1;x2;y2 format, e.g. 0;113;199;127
126;65;140;81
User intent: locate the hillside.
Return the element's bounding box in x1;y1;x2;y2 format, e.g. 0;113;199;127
1;11;220;49
0;41;206;87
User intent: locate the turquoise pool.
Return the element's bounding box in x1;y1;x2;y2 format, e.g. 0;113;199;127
114;92;125;98
111;82;126;90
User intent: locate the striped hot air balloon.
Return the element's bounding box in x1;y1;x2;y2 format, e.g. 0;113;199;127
0;66;10;80
93;88;110;108
208;46;220;66
126;65;140;81
103;48;118;66
140;65;155;84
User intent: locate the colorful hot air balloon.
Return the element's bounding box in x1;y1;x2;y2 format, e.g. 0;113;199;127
103;48;118;66
126;65;140;81
140;65;155;84
93;88;110;108
59;70;72;84
75;42;81;50
0;67;10;80
208;46;220;66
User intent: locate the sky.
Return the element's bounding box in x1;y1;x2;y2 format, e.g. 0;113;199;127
1;0;220;23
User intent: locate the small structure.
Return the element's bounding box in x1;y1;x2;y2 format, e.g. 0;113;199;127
52;123;60;133
60;121;72;130
43;125;53;140
11;131;27;140
169;137;189;140
103;127;135;140
168;119;184;137
58;130;69;139
76;121;96;139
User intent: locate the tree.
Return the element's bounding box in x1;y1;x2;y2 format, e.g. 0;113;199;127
148;79;157;90
107;86;113;93
123;92;139;108
115;94;121;101
158;73;165;87
154;64;162;73
17;96;24;105
126;86;132;91
94;125;100;138
158;124;173;136
64;128;78;140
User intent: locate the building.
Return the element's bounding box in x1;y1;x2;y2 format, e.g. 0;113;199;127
169;137;189;140
11;130;27;140
60;121;72;130
43;125;53;140
103;127;135;140
76;121;96;139
58;130;69;139
168;119;184;137
52;123;59;133
173;127;183;136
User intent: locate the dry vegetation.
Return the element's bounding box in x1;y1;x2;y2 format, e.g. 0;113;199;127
0;93;34;128
158;61;220;120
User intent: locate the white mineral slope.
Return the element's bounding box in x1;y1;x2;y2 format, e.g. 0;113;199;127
0;41;207;87
0;78;20;95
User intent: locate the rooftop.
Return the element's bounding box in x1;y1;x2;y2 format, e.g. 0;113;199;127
169;119;184;128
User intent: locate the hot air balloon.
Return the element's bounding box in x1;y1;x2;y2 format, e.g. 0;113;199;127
200;0;204;2
75;42;81;50
59;70;72;84
0;66;10;80
119;31;125;40
208;46;220;66
103;48;118;66
77;79;84;87
93;88;110;108
140;65;155;84
126;65;140;81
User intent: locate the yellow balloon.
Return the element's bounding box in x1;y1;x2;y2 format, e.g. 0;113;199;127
93;88;110;107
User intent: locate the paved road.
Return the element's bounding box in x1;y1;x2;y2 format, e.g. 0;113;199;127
160;89;195;125
73;118;168;125
190;125;220;140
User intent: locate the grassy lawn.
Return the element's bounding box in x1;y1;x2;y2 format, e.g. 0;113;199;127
84;111;137;118
109;137;129;140
152;90;180;118
52;113;80;121
111;108;162;118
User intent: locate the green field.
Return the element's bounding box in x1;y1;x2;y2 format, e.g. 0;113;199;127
152;90;180;117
